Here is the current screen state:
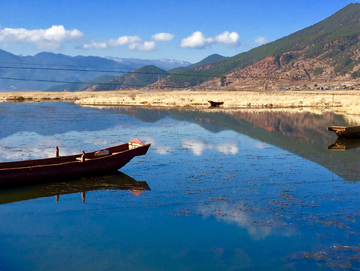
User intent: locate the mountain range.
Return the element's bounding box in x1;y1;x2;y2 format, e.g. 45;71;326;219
0;51;191;91
149;3;360;90
1;3;360;91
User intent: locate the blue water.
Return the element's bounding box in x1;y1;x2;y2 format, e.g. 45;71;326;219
0;102;360;270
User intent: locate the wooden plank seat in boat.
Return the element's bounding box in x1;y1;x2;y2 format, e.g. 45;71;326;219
75;151;120;161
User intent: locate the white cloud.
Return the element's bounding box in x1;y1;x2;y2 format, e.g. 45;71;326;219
152;33;174;41
254;36;268;45
215;31;240;47
83;41;108;49
0;25;83;50
128;41;156;51
181;31;240;49
83;35;156;51
180;31;214;48
109;35;143;46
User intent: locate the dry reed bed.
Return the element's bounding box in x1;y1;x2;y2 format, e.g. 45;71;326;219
2;90;360;115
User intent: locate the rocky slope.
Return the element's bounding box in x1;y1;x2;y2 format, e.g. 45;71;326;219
151;3;360;90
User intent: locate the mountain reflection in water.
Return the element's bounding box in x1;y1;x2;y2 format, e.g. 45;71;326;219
0;172;150;205
91;106;360;182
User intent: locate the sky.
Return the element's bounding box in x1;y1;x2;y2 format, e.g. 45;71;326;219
0;0;355;63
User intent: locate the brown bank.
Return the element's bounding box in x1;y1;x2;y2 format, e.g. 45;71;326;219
1;89;360;116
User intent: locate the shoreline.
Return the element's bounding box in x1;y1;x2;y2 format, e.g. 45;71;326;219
1;89;360;115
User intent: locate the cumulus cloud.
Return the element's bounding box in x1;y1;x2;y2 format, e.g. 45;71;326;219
83;35;156;51
83;32;174;52
0;25;84;50
181;31;240;49
128;41;156;51
152;33;174;41
180;31;213;48
254;36;268;45
83;41;108;49
109;35;143;46
215;31;240;46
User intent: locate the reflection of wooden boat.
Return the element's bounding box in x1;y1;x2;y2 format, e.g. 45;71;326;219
208;100;224;107
0;138;150;187
327;138;360;151
327;126;360;138
0;172;151;205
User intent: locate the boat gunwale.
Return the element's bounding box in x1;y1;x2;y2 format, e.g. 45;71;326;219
0;143;151;171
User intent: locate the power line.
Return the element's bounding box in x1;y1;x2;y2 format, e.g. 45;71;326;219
0;76;164;89
0;61;300;89
0;63;223;78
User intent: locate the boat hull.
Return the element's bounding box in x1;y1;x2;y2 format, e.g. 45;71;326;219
208;100;224;107
327;126;360;138
0;140;150;187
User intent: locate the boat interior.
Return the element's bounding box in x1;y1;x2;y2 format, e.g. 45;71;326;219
0;142;131;169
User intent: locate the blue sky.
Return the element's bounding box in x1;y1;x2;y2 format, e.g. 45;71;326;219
0;0;354;63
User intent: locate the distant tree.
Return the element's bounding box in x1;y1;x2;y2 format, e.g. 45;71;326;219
220;76;226;86
352;69;360;79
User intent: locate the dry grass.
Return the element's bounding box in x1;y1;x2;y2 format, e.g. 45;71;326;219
2;89;360;116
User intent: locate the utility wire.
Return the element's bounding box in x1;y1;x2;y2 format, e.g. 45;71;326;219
0;62;280;89
0;64;223;78
0;76;168;89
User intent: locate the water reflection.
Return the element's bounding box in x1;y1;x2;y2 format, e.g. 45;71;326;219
0;172;150;205
2;102;360;182
327;138;360;151
94;106;360;181
181;139;239;156
2;103;360;270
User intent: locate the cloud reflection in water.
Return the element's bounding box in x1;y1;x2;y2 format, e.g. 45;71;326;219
199;204;295;241
181;139;239;156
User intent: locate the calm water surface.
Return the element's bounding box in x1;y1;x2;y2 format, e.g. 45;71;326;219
1;102;360;270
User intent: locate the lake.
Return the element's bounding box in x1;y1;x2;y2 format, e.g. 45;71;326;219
1;102;360;270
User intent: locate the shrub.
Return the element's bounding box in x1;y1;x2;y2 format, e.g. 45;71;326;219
352;69;360;79
313;67;324;76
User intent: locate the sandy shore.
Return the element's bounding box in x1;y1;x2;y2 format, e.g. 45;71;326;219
1;90;360;115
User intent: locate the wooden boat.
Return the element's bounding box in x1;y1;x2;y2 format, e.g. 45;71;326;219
327;126;360;138
208;100;224;107
0;138;150;187
0;172;151;205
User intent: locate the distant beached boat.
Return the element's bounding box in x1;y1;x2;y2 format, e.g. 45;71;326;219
208;100;224;107
0;138;150;187
327;126;360;138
